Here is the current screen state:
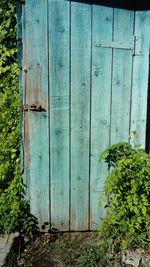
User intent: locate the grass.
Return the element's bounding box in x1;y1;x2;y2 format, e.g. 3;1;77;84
3;232;150;266
15;232;123;267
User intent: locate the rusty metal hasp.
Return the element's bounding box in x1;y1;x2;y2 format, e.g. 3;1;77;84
20;103;46;112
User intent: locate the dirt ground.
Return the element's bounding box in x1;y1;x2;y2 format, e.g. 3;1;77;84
17;232;100;267
4;232;150;267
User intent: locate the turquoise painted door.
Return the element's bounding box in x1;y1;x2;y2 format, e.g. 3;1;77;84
20;0;150;231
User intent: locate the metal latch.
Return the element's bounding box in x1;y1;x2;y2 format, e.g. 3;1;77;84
20;103;46;112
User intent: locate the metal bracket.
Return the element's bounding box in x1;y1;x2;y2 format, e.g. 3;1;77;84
95;35;142;56
95;40;134;50
20;103;46;112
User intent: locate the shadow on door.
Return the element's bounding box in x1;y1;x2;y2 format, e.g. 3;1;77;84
146;54;150;153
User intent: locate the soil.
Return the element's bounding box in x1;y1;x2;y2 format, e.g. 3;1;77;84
17;232;100;267
5;232;149;267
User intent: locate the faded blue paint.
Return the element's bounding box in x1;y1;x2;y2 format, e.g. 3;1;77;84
70;1;91;231
23;0;50;227
90;4;113;230
18;0;150;231
48;0;70;231
17;2;24;174
111;8;134;144
130;11;150;147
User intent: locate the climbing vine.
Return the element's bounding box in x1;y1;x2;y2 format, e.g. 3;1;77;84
0;0;33;236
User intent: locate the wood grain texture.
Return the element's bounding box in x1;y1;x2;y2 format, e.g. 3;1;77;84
25;0;49;227
22;3;29;199
20;1;150;231
130;11;150;148
110;6;134;144
17;2;24;174
70;1;91;230
90;5;113;230
48;0;70;231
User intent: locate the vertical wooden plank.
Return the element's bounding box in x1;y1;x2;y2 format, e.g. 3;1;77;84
22;4;31;200
48;0;70;231
111;5;134;144
70;1;91;230
17;2;24;173
145;55;150;153
21;1;29;201
25;0;49;227
130;10;150;148
90;5;113;229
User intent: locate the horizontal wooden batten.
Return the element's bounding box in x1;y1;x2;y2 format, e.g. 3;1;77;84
95;40;134;50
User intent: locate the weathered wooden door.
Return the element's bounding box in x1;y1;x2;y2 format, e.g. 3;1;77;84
18;0;150;231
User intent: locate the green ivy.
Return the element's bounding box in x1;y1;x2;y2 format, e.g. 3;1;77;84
99;142;150;249
0;0;33;236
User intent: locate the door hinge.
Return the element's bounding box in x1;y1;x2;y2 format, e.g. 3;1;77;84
95;40;134;50
95;35;142;56
20;103;46;112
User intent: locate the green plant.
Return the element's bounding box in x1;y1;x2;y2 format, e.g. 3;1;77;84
0;0;19;191
3;250;18;267
99;142;150;249
79;243;113;267
0;0;34;237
